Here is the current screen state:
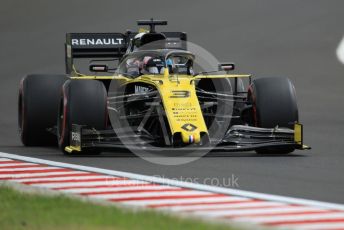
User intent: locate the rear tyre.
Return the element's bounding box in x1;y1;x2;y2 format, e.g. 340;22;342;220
247;77;298;154
57;80;107;155
18;74;68;146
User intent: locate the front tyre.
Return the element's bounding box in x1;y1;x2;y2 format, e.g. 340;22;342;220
247;77;298;154
57;80;107;155
18;74;68;146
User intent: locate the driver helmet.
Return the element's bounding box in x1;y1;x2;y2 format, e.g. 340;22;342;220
143;56;165;74
125;58;140;76
166;57;194;75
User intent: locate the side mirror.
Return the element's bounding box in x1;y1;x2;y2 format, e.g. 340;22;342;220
218;63;235;72
89;64;108;72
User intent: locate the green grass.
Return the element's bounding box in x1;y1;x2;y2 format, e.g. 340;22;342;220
0;186;240;230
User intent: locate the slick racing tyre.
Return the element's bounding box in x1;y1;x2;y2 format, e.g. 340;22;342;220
57;80;107;155
18;74;68;146
247;77;298;154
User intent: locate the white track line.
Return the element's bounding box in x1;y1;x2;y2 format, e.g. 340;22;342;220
1;152;343;211
0;158;13;161
0;163;37;167
9;175;113;183
279;222;344;230
0;166;60;172
121;196;250;206
31;179;149;188
336;35;344;64
192;206;324;217
87;190;212;200
161;201;285;211
234;212;344;224
60;185;181;194
0;171;89;179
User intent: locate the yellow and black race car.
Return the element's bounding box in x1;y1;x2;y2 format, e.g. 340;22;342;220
18;19;310;155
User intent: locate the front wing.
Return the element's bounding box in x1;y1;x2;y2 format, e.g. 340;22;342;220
64;123;310;154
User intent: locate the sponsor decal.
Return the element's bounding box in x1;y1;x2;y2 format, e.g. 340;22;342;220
71;132;81;142
181;123;197;132
173;102;192;107
71;38;124;46
170;90;190;98
135;85;150;94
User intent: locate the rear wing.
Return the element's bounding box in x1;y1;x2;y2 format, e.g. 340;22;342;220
65;33;128;74
65;31;187;74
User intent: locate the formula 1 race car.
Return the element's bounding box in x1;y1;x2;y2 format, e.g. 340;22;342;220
18;19;310;155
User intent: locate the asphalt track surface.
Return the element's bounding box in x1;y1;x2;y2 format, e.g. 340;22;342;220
1;0;344;204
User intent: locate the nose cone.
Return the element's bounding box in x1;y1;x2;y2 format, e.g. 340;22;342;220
156;76;208;145
181;132;200;144
180;123;200;144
